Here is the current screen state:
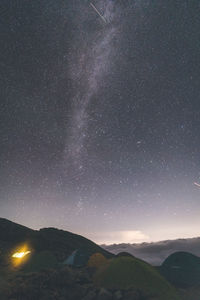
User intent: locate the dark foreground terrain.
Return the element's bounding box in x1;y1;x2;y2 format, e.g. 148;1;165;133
0;263;179;300
0;218;200;300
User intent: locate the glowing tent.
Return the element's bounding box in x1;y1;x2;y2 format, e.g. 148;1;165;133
11;245;31;267
12;251;31;258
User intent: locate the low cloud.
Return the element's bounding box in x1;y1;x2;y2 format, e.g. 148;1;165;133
102;237;200;265
87;230;149;245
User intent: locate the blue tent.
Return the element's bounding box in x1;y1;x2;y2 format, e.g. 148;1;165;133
63;249;90;267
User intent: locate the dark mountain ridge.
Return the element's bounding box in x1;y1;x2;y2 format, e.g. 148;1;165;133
0;218;113;261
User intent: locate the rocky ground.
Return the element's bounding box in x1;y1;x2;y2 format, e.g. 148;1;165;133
0;266;157;300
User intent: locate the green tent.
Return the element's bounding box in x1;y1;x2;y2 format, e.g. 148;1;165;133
94;256;180;300
63;249;90;267
21;251;58;272
159;251;200;288
116;252;134;258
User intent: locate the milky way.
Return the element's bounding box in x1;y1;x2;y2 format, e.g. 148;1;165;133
1;0;200;244
65;0;117;170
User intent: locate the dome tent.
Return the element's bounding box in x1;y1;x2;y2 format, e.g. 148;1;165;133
94;256;180;300
116;252;134;258
63;248;90;267
159;251;200;288
87;252;107;269
21;251;58;272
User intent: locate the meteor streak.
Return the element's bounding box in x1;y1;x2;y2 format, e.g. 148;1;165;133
90;3;107;23
194;182;200;188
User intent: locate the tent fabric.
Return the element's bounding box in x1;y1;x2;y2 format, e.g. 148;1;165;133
64;250;78;265
87;253;107;268
63;249;90;267
22;251;58;272
160;252;200;288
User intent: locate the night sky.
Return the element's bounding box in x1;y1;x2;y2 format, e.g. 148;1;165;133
1;0;200;244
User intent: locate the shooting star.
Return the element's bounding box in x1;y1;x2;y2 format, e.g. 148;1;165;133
90;2;107;24
194;182;200;188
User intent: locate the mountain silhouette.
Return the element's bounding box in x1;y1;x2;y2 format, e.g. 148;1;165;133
0;218;113;261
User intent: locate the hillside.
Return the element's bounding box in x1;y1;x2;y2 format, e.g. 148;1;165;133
0;218;113;261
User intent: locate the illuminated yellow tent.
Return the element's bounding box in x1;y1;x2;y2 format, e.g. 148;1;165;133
11;245;31;267
12;251;31;259
11;246;58;272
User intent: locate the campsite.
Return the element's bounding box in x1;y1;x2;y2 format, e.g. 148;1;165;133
0;218;200;300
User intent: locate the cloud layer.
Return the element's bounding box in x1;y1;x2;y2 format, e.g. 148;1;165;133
88;230;149;245
102;237;200;265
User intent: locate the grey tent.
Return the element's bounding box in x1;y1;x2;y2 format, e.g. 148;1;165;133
63;249;90;267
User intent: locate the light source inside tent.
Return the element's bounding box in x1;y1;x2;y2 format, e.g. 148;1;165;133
11;245;31;267
12;251;31;258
